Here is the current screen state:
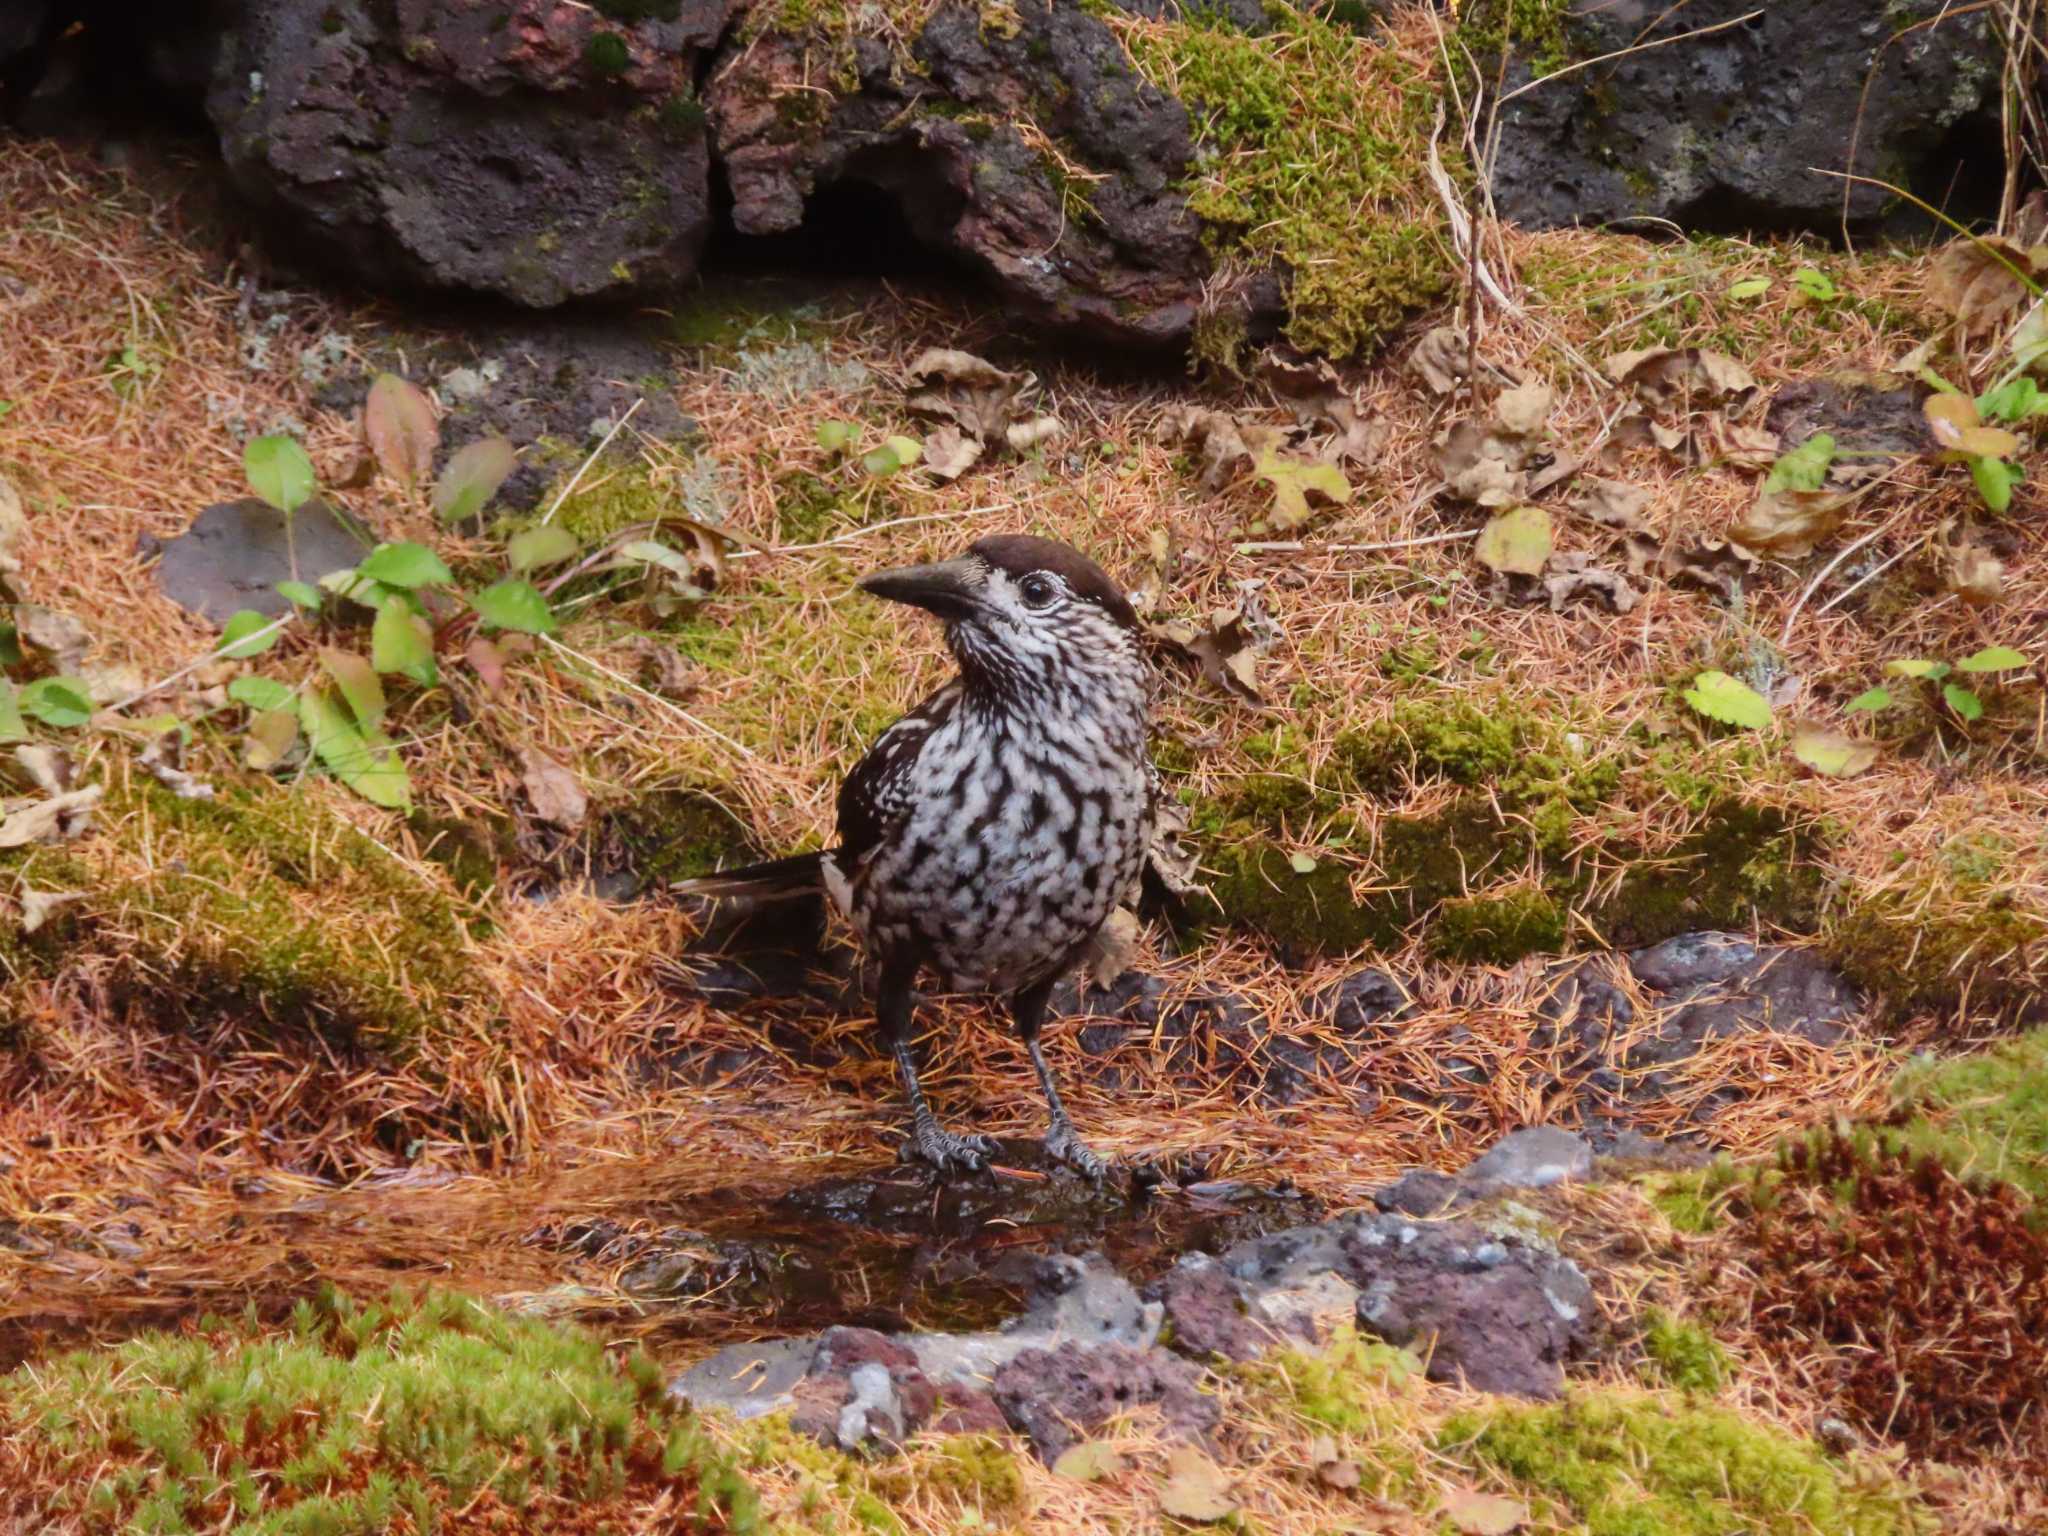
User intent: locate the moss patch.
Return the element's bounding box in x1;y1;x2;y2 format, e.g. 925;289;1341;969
1888;1027;2048;1206
1824;877;2046;1027
0;1287;755;1534
610;787;765;887
50;775;481;1056
1123;5;1454;358
1443;1391;1928;1536
1176;695;1825;964
1638;1308;1730;1395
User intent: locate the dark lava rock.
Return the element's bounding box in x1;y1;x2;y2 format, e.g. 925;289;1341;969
1534;956;1633;1055
1310;966;1417;1045
201;0;727;306
313;314;701;511
1627;932;1860;1069
992;1340;1217;1461
145;496;369;625
1480;0;2002;238
1146;1252;1291;1362
1372;1168;1467;1218
1218;1212;1593;1398
708;0;1259;349
1767;374;1935;460
788;1327;940;1452
1628;931;1759;992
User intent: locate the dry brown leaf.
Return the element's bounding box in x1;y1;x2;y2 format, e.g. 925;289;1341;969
1441;1489;1530;1535
1576;477;1651;531
1437;421;1530;507
466;636;509;694
1084;906;1144;987
1156;405;1287;490
1946;541;2006;604
1791;723;1878;779
0;784;102;849
1051;1440;1125;1482
1926;237;2044;337
1923;392;2021;457
1544;553;1639;614
244;708;299;771
19;886;82;934
1145;797;1205;898
1605;346;1759;414
1705;415;1781;469
518;745;587;831
0;473;24;590
631;638;695;697
1158;1448;1236;1523
921;423;982;481
140;732;214;801
1409;325;1468;394
1146;589;1278;706
1663;537;1755;603
12;744;70;796
1256;346;1389;463
15;604;91;672
1729;485;1870;559
1475;505;1552;577
1493;379;1552;436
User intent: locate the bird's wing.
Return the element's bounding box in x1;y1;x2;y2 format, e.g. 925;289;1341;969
835;681;960;869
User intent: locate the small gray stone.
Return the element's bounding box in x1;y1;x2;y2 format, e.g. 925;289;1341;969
1629;931;1759;992
669;1336;817;1421
1462;1127;1594;1192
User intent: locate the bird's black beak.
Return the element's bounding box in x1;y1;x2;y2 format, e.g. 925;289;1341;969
857;555;984;621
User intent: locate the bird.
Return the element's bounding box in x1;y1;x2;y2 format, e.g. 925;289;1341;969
675;533;1154;1179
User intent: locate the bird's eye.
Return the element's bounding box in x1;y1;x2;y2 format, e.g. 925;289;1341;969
1018;574;1059;609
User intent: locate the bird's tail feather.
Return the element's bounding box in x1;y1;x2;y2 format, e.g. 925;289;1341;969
672;850;827;903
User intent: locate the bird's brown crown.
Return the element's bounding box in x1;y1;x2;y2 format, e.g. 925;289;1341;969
968;534;1139;632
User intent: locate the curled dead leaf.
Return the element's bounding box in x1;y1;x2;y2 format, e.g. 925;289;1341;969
1791;723;1877;779
1576;477;1651;532
1145;797;1206;899
1156;405;1287;490
19;886;82;933
1927;236;2046;338
1409;325;1469;394
140;731;214;801
1729;485;1870;559
1158;1448;1236;1523
15;604;91;673
1493;379;1552;437
1604;347;1758;414
1442;1488;1529;1535
1084;906;1144;987
0;783;102;848
518;745;588;831
12;744;71;796
1946;541;2006;604
1146;588;1279;706
903;347;1059;472
1256;346;1388;463
1543;553;1638;614
1438;420;1530;507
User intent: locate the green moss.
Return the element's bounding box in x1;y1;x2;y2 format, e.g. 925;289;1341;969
1234;1331;1424;1500
81;778;481;1054
1888;1028;2048;1207
1180;695;1823;961
584;30;633;75
1456;0;1576;78
1124;6;1453;359
1638;1309;1731;1395
1825;879;2046;1026
1430;887;1566;965
1443;1391;1928;1536
610;787;763;886
1643;1160;1745;1236
0;1287;757;1534
657;90;709;140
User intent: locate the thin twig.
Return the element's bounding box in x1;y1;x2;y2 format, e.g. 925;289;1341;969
539;633;757;760
731;506;1017;559
1236;529;1481;555
538;399;644;526
109;615;294;713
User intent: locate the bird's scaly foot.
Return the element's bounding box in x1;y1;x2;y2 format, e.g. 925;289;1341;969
1043;1121;1110;1182
898;1122;998;1175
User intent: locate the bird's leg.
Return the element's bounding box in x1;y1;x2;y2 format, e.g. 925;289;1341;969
879;965;995;1175
1012;980;1109;1180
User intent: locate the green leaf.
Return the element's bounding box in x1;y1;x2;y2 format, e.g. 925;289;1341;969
1251;449;1353;531
1286;851;1319;874
1792;266;1837;302
1726;277;1771;301
319;647;386;729
1943;682;1984;721
506;523;581;574
372;598;438;686
219;609;280;659
1956;644;2030;673
363;372;439;488
357;541;453;589
1885;658;1951;680
228;675;296;713
1763;432;1835;494
1791;724;1877;778
1976;377;2045;423
1843;686;1893;713
1473;504;1552;576
470;579;559;636
318;567;404;612
860;443;902;477
882;434;921;467
432;436;516;523
0;681;25;743
275;580;323;611
244;434;316;513
1970;454;2022;513
300;688;410;810
19;677;93;728
617;539;712;592
1682;670;1772;731
815;419;859;454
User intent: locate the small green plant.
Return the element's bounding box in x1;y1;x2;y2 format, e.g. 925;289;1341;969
1922;381;2045;514
1844;645;2033;724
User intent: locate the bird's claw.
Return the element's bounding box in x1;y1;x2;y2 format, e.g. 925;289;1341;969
1043;1124;1110;1182
899;1124;998;1175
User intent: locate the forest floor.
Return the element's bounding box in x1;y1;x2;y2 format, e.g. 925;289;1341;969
0;128;2045;1534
